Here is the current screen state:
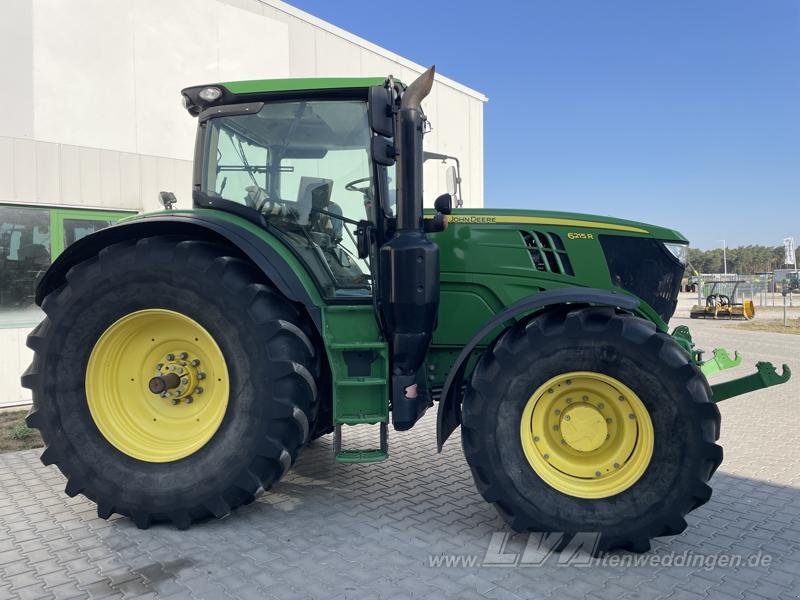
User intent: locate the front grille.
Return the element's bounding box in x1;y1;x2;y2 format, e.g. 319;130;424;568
599;235;683;323
520;230;575;276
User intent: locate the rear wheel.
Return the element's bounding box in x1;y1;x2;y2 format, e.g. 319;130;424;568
24;236;320;529
462;306;722;553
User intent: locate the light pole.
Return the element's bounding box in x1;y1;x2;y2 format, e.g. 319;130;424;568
718;239;727;275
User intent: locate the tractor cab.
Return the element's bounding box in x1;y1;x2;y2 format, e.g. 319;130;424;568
181;70;450;439
191;96;377;297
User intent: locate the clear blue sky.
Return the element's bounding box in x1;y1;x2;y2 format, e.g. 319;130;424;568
289;0;799;249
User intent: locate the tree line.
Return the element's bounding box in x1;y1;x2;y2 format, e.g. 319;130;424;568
687;245;798;275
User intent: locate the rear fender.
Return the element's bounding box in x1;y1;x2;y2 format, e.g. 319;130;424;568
35;213;324;331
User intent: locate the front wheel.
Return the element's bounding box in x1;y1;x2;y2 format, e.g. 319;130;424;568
461;307;722;553
24;237;320;529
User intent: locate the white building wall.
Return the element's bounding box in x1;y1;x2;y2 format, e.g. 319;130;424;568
0;0;485;405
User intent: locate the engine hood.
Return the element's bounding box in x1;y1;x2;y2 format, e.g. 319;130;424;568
444;208;688;244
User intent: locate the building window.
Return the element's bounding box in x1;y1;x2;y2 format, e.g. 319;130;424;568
0;205;134;327
0;206;51;326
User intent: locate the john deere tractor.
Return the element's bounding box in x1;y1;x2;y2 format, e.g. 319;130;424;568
23;68;791;552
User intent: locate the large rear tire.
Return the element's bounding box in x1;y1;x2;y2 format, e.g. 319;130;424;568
23;236;320;529
462;306;722;553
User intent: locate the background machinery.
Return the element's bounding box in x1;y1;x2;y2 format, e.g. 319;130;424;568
690;280;756;319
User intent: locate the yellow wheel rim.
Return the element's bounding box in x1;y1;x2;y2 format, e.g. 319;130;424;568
86;309;229;463
520;371;654;499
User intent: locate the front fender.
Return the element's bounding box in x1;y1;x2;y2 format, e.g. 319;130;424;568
436;287;640;451
35;212;324;331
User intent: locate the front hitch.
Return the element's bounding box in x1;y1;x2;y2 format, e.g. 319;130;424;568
700;348;742;377
711;362;792;403
671;325;792;402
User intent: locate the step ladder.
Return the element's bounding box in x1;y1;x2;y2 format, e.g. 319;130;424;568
322;305;390;463
333;422;388;463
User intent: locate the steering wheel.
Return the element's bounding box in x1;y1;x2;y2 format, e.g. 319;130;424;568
345;177;372;196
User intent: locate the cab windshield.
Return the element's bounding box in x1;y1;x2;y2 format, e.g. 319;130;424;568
202;100;377;298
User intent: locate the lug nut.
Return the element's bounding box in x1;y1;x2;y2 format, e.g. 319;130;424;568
598;403;604;409
613;463;620;469
564;415;571;421
582;395;588;401
195;387;203;394
595;471;602;478
181;377;188;385
628;413;635;420
186;396;193;404
197;372;206;380
191;359;200;367
156;363;163;370
166;353;175;361
553;425;559;431
171;399;179;405
180;352;188;360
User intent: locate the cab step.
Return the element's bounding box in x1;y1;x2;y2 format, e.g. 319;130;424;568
333;422;388;463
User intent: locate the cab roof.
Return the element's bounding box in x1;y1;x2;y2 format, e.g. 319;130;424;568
220;77;389;95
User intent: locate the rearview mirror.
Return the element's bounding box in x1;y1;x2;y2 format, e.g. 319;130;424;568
445;166;457;197
368;86;394;137
370;136;395;166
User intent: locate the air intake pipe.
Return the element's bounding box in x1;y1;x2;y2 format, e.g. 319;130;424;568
378;66;439;431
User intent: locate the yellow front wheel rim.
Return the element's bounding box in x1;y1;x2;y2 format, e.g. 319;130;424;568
86;309;229;463
520;371;654;499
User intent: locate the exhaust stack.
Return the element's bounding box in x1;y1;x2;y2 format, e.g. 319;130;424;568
378;66;440;431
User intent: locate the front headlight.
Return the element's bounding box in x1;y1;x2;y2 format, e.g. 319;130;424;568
663;242;688;265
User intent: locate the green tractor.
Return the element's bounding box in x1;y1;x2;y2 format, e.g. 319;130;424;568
23;68;790;552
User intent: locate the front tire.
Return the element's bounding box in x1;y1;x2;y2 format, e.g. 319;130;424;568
23;236;320;529
462;306;722;553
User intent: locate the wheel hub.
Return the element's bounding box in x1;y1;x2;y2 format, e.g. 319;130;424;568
149;351;206;404
519;371;654;499
560;404;607;452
